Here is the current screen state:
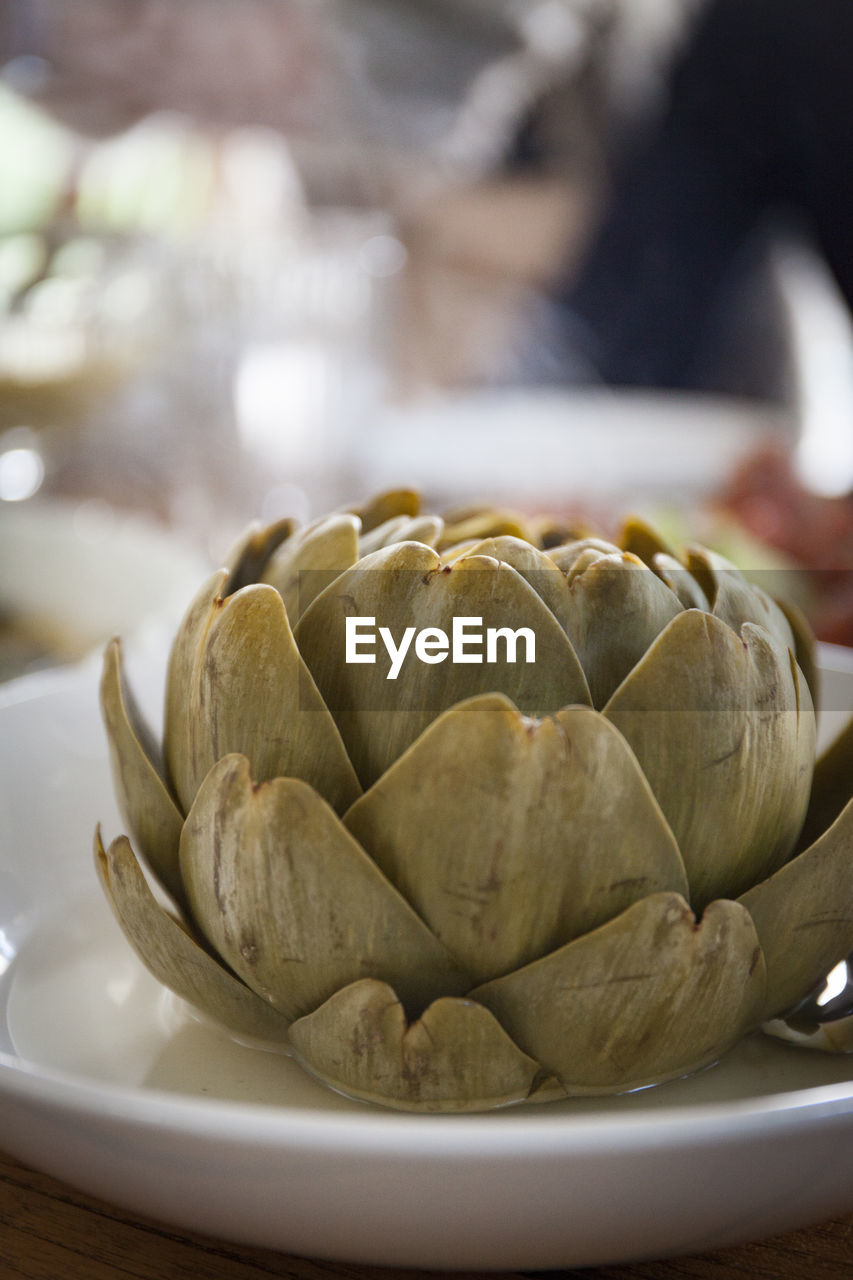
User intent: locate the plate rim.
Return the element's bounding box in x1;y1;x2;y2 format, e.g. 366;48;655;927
2;1033;853;1158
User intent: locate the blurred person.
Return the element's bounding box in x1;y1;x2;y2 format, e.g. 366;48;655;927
545;0;853;398
0;0;693;195
0;0;567;198
0;0;348;138
0;0;727;395
0;0;694;394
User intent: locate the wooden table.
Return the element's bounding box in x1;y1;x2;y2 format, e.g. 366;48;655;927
1;1148;850;1280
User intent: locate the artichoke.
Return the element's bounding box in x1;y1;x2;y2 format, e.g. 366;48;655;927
96;489;853;1111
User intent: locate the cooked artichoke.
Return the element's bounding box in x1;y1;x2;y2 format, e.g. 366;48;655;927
96;491;853;1111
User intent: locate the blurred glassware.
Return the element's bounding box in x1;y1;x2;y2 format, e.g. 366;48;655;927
0;83;406;551
1;0;763;557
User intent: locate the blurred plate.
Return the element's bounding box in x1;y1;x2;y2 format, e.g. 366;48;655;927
358;388;794;508
0;645;852;1269
0;499;207;681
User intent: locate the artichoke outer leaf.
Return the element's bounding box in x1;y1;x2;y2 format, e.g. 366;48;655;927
546;537;622;574
685;546;797;655
563;552;684;709
651;553;710;612
95;828;291;1043
398;515;445;548
618;515;675;568
359;514;444;557
799;717;853;854
350;488;420;533
288;979;542;1112
604;611;816;908
439;500;501;523
472;892;766;1094
439;539;480;566
261;513;360;624
100;639;185;905
775;594;819;709
463;536;572;630
164;567;230;807
224;518;295;595
738;796;853;1021
532;515;592;549
295;542;591;789
164;577;361;816
436;510;532;550
179;756;470;1022
344;694;688;985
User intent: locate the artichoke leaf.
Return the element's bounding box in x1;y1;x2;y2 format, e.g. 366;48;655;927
179;756;469;1022
686;546;796;654
295;542;591;788
473;893;765;1094
651;553;710;612
398;515;445;548
439;539;480;566
437;509;531;550
739;797;853;1021
351;488;420;533
100;639;185;905
439;500;499;522
164;566;229;808
533;516;592;550
564;552;684;709
164;578;360;816
604;612;815;907
345;695;688;984
546;537;621;574
261;513;360;623
799;717;853;853
288;979;542;1112
224;518;295;595
618;515;675;568
95;829;291;1043
775;595;819;708
359;514;444;556
464;536;571;630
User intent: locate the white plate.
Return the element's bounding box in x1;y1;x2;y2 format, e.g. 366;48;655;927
0;498;208;668
357;388;794;508
2;647;853;1270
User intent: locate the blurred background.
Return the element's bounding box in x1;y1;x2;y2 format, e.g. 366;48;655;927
3;0;853;679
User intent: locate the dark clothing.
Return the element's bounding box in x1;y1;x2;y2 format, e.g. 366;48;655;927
558;0;853;392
